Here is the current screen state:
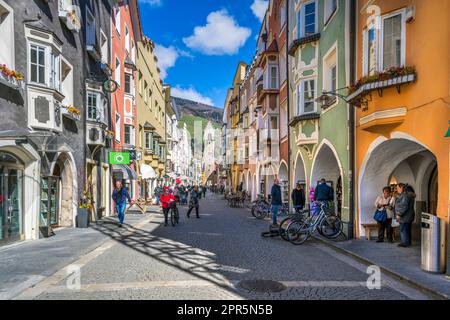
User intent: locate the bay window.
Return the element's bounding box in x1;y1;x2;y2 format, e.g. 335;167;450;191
298;1;317;38
86;91;105;123
29;43;61;92
87;91;97;121
297;79;316;115
265;64;279;90
30;44;46;85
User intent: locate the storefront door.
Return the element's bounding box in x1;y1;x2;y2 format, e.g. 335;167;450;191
0;165;23;243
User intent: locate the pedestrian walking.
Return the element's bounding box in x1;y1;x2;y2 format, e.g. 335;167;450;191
374;187;395;243
187;185;200;219
160;186;176;227
154;185;162;205
112;181;133;228
395;183;416;247
291;182;306;213
270;179;282;226
198;185;203;199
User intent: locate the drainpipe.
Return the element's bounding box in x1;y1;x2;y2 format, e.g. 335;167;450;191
348;0;357;239
286;0;291;212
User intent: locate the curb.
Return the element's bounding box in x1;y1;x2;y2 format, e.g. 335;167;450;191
314;236;449;300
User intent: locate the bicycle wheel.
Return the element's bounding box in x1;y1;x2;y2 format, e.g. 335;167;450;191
286;220;310;245
279;217;293;241
253;205;267;219
319;215;343;239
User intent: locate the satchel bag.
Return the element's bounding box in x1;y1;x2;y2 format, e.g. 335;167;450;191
374;209;388;223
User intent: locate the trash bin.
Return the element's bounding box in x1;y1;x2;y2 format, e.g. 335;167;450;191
76;208;90;228
421;213;444;273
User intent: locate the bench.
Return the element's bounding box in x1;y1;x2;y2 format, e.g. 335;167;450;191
362;223;400;241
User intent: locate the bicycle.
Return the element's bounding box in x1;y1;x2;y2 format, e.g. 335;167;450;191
285;202;343;245
279;208;309;241
169;201;179;227
252;201;289;220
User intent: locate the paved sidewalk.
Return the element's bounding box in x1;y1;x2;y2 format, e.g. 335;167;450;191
316;237;450;299
0;208;159;300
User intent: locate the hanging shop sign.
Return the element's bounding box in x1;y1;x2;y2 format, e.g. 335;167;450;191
103;79;119;93
109;152;130;165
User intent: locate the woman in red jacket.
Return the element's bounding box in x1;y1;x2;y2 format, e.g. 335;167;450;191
160;186;176;227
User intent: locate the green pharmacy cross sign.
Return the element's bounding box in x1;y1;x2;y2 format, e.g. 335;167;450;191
446;121;450;138
109;152;130;165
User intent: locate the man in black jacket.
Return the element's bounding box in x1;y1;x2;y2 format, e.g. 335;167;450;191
291;183;306;212
270;179;282;226
314;179;334;202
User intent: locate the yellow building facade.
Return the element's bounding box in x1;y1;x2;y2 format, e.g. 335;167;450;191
136;37;167;200
352;0;450;241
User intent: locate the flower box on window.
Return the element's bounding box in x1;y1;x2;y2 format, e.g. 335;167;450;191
0;64;25;90
347;66;417;105
62;104;81;121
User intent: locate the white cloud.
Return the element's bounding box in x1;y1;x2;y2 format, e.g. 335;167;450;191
139;0;162;6
172;86;215;106
251;0;268;22
183;9;251;56
154;44;179;79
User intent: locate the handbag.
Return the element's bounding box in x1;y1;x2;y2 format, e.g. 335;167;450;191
374;209;388;223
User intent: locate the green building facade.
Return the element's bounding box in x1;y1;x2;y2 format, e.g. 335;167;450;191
288;0;353;235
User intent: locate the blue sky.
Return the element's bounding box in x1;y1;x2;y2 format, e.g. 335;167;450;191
138;0;269;108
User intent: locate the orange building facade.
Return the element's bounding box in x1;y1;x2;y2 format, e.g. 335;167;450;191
352;0;450;241
111;0;142;199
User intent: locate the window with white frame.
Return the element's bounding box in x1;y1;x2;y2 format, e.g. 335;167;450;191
124;73;132;95
298;1;317;38
29;44;46;85
29;43;62;92
266;64;279;89
124;125;134;145
0;1;14;69
381;12;405;70
86;6;95;46
145;132;153;149
87;91;98;121
115;113;121;141
323;47;337;94
297;79;316;115
115;58;120;85
324;0;337;24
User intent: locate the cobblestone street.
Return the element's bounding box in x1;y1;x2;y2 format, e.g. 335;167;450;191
3;193;430;300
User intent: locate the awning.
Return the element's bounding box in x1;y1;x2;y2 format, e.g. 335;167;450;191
112;165;137;180
140;164;157;180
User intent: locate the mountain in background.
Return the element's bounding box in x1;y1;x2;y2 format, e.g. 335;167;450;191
172;96;223;137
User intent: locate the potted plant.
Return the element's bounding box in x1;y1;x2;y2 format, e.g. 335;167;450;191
77;196;92;228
